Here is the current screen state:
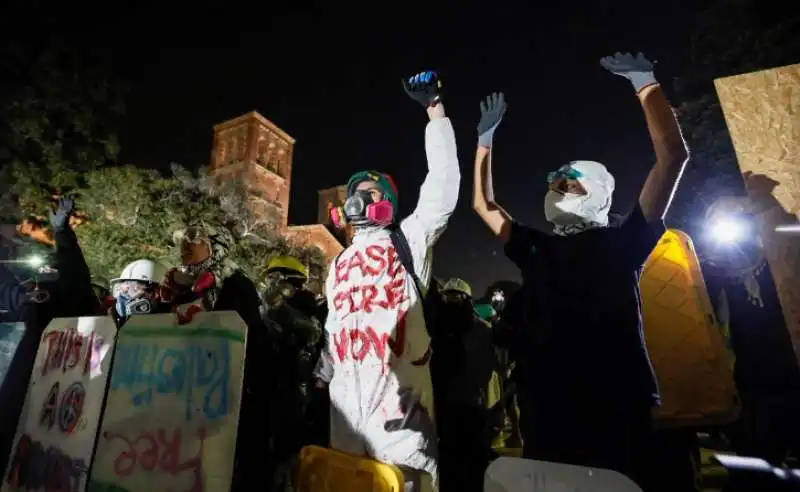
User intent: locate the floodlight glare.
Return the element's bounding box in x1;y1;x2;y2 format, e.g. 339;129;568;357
26;255;45;268
710;218;746;244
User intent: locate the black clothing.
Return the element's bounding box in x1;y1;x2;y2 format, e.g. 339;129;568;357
0;227;97;475
505;204;664;485
53;227;97;318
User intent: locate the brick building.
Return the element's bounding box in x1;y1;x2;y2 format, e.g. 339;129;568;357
209;111;346;263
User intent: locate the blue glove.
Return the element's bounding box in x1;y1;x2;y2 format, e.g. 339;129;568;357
477;92;507;148
600;52;657;93
49;197;75;232
402;71;442;108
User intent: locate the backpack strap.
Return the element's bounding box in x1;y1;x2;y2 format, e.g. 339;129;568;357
389;227;424;297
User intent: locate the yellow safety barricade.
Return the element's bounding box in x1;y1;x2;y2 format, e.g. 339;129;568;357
296;445;405;492
641;229;740;427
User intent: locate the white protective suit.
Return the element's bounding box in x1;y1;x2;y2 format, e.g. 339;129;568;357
324;117;459;491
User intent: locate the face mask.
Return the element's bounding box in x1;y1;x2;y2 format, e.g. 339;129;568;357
442;291;469;305
490;290;506;313
115;294;154;317
264;274;299;307
544;190;588;225
332;190;394;228
544;161;614;230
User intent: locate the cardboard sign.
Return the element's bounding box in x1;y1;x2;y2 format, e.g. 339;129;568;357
0;323;26;388
2;316;117;492
88;311;247;492
484;457;644;492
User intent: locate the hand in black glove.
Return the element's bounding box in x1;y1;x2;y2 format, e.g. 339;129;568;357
49;197;75;232
402;71;442;108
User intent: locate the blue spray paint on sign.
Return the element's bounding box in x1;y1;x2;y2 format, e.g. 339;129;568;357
110;339;231;421
0;323;25;388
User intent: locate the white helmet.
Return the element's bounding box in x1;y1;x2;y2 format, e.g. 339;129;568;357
110;259;167;285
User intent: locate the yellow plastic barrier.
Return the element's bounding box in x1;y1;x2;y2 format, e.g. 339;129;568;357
296;445;405;492
641;229;740;427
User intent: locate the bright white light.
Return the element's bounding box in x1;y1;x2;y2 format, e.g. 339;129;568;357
711;218;745;244
26;255;45;268
776;224;800;233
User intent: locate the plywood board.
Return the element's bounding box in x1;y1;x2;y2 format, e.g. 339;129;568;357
715;64;800;361
3;316;117;492
88;311;246;492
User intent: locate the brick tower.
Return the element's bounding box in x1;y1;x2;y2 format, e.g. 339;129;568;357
209;111;345;274
210;111;295;230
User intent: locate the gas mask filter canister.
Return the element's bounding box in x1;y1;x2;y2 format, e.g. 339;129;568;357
333;189;395;228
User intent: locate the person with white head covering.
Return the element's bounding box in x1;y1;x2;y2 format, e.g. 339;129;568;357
471;53;689;490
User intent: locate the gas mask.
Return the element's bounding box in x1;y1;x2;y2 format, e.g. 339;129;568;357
442;290;470;305
263;273;301;308
331;190;394;228
490;290;506;313
112;280;158;318
544;161;614;230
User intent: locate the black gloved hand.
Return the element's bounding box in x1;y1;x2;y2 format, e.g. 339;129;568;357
49;197;75;232
402;71;442;108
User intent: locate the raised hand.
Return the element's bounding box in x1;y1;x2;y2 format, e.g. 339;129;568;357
49;197;75;232
477;92;507;148
402;70;442;108
600;52;657;93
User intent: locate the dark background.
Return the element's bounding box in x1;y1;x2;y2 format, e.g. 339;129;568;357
3;0;703;292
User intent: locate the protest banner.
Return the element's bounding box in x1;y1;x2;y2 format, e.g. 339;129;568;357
2;316;116;492
88;311;247;492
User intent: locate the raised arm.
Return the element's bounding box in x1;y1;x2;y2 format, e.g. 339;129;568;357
50;197;98;317
403;71;460;247
472;93;513;241
600;53;689;222
635;84;689;221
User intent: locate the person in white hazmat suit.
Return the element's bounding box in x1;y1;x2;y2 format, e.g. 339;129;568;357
323;70;459;492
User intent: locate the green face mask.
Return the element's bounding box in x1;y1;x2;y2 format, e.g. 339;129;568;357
474;303;497;322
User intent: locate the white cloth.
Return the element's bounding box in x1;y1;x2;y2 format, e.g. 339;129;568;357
544;160;615;235
323;117;460;491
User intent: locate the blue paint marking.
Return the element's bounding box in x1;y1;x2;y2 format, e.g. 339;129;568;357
0;323;26;387
110;339;231;421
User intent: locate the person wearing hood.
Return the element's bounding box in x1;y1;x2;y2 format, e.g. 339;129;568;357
434;278;500;492
165;224;261;327
322;70;459;492
164;224;263;490
471;53;689;489
260;255;324;491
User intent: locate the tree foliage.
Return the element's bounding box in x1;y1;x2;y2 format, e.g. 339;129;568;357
0;38;125;220
70;165;327;293
0;31;327;294
668;0;800;232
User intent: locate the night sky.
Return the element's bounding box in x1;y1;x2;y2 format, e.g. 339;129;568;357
11;1;694;293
